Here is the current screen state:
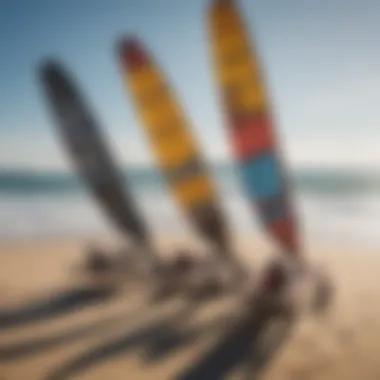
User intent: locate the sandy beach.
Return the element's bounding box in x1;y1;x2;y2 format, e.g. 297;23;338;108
0;238;380;380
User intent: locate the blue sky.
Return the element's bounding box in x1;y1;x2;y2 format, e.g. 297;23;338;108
1;0;380;170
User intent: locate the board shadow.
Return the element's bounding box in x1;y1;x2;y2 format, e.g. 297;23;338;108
44;303;193;380
142;309;235;363
173;309;294;380
0;308;145;361
0;285;117;330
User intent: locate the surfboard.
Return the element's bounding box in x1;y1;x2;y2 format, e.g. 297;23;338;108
39;60;149;245
208;0;299;254
117;38;229;253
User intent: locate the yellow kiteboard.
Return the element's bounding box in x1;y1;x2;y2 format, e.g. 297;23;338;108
117;37;230;256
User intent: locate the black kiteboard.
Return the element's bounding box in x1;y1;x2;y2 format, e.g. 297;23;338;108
39;60;148;244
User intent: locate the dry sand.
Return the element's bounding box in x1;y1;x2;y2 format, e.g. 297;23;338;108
0;237;380;380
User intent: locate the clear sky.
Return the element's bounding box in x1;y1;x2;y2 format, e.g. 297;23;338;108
1;0;380;170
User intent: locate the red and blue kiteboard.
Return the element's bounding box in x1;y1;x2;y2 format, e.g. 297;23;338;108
209;0;299;255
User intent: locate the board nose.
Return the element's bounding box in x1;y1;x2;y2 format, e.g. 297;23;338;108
117;37;148;69
38;59;77;101
39;59;62;83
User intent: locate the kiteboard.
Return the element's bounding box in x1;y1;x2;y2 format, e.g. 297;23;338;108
208;0;299;255
39;60;150;249
209;0;333;318
117;38;232;260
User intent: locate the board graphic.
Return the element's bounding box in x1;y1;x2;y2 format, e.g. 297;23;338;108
118;38;230;254
209;0;299;254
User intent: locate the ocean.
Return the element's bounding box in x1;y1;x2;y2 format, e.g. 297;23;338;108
1;163;380;247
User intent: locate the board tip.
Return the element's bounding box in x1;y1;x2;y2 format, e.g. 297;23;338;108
117;36;148;69
38;58;63;80
37;58;71;96
213;0;230;4
211;0;232;10
209;0;234;26
37;58;76;100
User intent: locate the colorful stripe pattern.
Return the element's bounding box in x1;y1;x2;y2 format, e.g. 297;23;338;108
209;0;298;253
118;38;228;250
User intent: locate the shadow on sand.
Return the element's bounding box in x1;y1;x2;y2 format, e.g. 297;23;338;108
0;285;117;330
174;308;294;380
43;302;194;380
141;307;236;364
43;301;293;380
0;309;145;361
